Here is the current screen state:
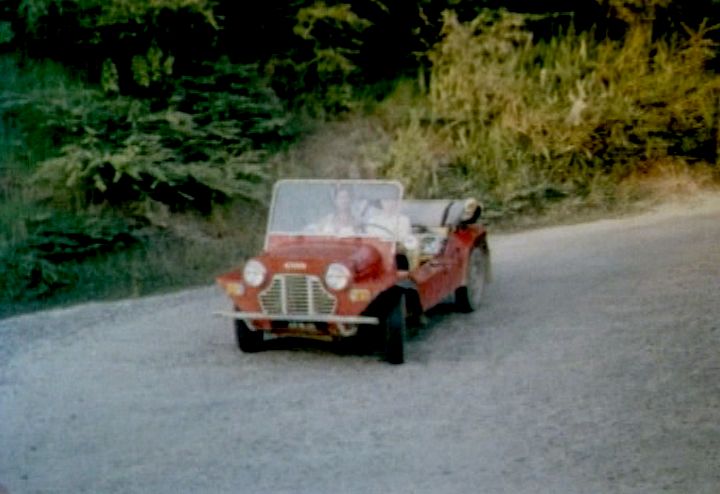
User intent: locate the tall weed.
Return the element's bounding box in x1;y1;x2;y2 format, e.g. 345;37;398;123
381;10;720;218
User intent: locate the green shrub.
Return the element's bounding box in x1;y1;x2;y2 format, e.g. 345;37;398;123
15;0;218;94
0;211;138;301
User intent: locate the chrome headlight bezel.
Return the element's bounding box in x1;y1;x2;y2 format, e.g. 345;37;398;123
325;263;352;291
243;259;267;287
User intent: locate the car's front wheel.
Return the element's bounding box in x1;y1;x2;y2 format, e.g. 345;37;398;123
384;293;407;364
455;246;488;313
235;319;264;353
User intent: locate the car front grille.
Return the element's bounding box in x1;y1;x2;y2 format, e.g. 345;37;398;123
259;274;336;316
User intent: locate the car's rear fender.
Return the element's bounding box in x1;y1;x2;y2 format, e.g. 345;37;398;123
451;226;491;287
473;234;492;283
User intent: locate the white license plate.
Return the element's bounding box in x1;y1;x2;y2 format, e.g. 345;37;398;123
288;322;317;330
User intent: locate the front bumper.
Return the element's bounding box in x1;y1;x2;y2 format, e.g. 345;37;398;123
214;311;380;325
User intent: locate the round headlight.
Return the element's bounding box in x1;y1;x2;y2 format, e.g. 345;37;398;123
325;263;352;291
243;259;267;287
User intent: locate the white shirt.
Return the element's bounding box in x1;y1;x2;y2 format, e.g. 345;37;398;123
365;208;412;240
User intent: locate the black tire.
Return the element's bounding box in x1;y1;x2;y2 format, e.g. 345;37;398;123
235;319;264;353
384;294;407;364
455;247;488;313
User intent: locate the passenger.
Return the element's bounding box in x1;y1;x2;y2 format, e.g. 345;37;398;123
365;197;413;241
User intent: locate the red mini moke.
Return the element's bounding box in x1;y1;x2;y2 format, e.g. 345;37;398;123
216;179;490;364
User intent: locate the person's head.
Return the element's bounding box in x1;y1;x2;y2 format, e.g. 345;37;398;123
332;185;353;213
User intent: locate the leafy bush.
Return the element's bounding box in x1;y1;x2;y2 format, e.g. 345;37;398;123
288;2;372;112
0;211;138;301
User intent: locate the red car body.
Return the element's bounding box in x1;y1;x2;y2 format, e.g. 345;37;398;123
216;179;489;363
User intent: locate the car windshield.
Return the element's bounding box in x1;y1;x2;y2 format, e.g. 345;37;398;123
268;180;404;239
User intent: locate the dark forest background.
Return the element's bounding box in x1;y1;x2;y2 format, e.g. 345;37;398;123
2;0;720;315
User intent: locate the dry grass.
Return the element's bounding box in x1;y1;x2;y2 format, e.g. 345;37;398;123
618;158;719;202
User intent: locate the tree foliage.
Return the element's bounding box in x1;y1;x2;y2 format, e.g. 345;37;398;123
6;1;719;101
4;1;720;210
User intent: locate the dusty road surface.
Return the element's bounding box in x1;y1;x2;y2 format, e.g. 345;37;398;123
2;197;720;494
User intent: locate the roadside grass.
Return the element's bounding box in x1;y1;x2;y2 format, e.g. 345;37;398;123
0;205;264;319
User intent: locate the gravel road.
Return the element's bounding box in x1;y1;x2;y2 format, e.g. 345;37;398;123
2;197;719;494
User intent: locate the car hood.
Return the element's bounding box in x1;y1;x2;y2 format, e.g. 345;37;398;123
262;240;384;280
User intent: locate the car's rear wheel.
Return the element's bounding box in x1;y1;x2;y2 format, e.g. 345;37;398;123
384;293;407;364
455;247;488;313
235;319;264;353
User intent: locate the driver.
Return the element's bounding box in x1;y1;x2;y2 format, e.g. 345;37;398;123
306;185;360;235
